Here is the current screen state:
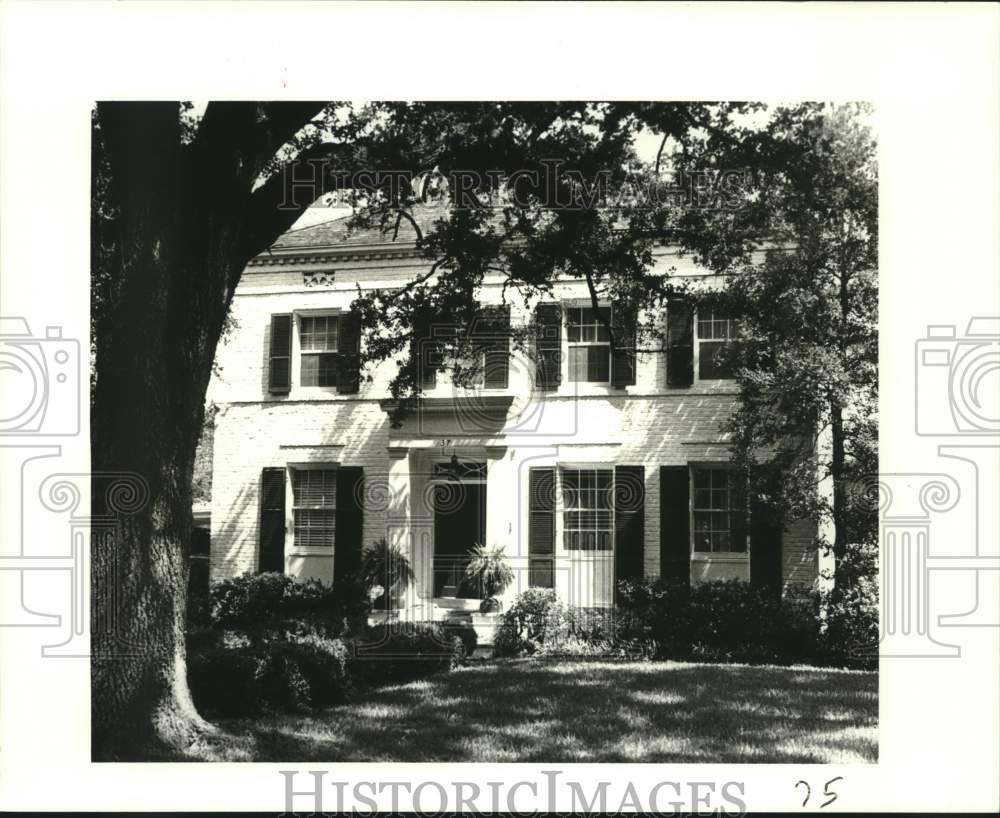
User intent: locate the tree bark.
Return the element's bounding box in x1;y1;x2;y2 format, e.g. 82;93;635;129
829;399;849;591
90;102;315;759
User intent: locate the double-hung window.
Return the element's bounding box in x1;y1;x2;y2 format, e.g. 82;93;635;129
691;466;746;553
562;468;613;550
696;309;738;379
566;306;612;383
299;315;340;387
292;468;337;549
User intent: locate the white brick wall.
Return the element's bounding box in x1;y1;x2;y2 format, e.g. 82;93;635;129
208;246;819;600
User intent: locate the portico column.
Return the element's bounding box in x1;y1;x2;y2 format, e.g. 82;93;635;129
386;446;417;615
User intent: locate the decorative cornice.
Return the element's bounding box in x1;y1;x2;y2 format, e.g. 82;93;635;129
247;247;422;268
378;395;515;417
303;271;336;287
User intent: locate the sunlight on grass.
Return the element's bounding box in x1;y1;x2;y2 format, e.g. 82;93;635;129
214;659;878;763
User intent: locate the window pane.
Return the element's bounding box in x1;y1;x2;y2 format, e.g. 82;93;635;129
568;346;588;381
301;354;318;386
300;315;339;351
690;467;749;553
587;345;610;382
698;340;735;379
316;353;338;387
562;468;613;550
293;509;335;548
293;468;337;507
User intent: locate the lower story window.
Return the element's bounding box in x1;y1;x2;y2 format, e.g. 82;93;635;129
292;468;337;548
692;466;746;553
562;468;613;550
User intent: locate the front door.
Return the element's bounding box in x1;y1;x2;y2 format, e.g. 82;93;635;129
433;467;486;597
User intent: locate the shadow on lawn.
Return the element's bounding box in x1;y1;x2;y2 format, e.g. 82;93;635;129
221;659;878;764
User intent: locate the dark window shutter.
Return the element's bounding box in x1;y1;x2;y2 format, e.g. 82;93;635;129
614;465;645;584
749;466;784;597
478;305;510;389
666;298;694;387
659;465;690;585
336;311;361;394
528;467;555;587
268;314;292;394
534;303;562;392
334;466;364;582
258;468;286;573
611;302;637;388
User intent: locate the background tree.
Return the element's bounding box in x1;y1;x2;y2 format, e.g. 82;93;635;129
674;103;878;590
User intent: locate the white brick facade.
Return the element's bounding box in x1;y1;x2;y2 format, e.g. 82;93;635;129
207;221;818;613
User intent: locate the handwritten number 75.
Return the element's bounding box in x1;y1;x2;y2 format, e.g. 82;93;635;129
796;777;842;808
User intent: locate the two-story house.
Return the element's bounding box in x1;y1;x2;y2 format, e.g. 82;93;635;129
206;210;818;623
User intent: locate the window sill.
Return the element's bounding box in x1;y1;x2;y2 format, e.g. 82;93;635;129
288;386;342;399
286;547;334;557
691;552;749;563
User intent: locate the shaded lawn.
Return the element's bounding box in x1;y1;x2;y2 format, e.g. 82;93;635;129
200;659;877;763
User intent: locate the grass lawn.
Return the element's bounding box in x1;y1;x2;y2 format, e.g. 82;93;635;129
194;658;877;763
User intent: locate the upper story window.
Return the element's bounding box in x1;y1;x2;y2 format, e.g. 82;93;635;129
562;468;613;550
691;466;746;553
696;308;738;380
414;306;511;391
566;306;612;383
299;315;340;387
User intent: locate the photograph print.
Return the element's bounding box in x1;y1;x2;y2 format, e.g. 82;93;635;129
89;100;878;763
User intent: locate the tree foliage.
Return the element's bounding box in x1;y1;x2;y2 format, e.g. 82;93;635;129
677;103;878;573
90;100;876;757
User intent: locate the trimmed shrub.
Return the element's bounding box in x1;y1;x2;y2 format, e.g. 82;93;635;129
187;636;353;718
441;622;478;658
493;588;568;657
615;578;822;665
820;575;878;669
208;571;366;643
348;622;464;688
187;647;266;718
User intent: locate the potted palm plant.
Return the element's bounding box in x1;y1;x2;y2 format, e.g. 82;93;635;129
360;538;414;620
464;543;514;614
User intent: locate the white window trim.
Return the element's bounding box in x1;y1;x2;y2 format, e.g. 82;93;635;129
285;462;339;557
693;307;738;385
689;462;749;562
558;300;618;394
291;309;344;397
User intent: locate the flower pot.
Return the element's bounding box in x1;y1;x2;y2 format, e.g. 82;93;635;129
470;611;500;645
479;596;502;614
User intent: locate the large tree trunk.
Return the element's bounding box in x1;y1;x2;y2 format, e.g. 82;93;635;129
91;103;245;759
91;100;331;759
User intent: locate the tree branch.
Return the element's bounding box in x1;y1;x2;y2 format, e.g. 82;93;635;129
237;140;357;264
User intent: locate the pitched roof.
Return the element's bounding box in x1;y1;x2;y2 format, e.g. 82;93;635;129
271;208;450;249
